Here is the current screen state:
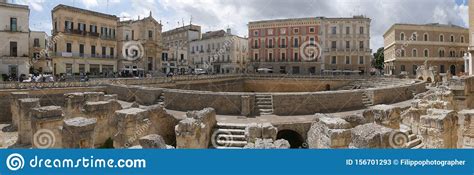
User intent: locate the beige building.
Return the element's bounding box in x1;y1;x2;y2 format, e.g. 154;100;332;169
51;4;119;77
0;1;30;80
248;16;372;75
189;29;248;74
117;13;163;76
29;31;51;73
162;24;201;74
384;23;468;76
467;0;474;76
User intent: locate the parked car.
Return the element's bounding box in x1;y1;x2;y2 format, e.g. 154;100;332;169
194;68;208;75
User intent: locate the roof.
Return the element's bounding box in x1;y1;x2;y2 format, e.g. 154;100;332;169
52;4;118;20
384;23;468;36
249;15;370;25
0;2;29;10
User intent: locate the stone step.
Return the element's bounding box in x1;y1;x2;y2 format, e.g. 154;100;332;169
256;97;272;100
216;140;247;147
216;123;248;129
259;109;273;112
260;112;273;115
216;128;245;134
407;138;422;148
217;134;246;141
256;101;272;105
257;105;273;108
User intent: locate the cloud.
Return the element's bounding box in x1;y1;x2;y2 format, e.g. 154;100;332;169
158;0;468;50
81;0;98;9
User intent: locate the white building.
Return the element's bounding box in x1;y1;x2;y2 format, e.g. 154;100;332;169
189;29;248;74
162;24;201;74
29;31;51;73
0;1;30;81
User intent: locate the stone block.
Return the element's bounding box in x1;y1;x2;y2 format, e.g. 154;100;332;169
62;117;97;148
245;123;262;142
307;116;352;148
17;98;40;145
420;109;458;148
139;134;168;149
104;94;118;101
363;105;401;129
134;87;162;106
64;93;85;119
341;114;368;128
83;92;105;102
9;92;29;131
83;100;122;146
113;108;150;148
350;123;393;148
458;110;474;148
31;106;64;148
142;105;179;146
261;123;278;140
175;108;216;148
401;107;423;135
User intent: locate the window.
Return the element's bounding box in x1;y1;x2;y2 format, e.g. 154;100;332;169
331;56;337;64
309;27;315;33
359;27;364;34
10;18;17;31
345;56;350;64
440;65;445;73
293;28;299;34
110;47;114;56
280;28;286;35
66;43;72;53
359;56;364;64
439;49;445;57
450;35;455;42
401;65;406;72
412;49;417;57
413;65;418;75
400;33;405;41
34;38;40;47
412;33;417;41
268;53;273;62
294;38;299;47
424;34;428;41
281;38;286;47
102;46;106;56
281;53;286;61
268;39;273;48
254;30;259;36
440;35;444;42
346;27;350;34
10;42;17;57
254;53;259;61
359;41;364;49
148;30;153;39
424;49;429;57
268;29;274;35
331;27;337;34
400;49;405;57
91;46;96;55
294;53;299;61
346;41;350;49
461;36;465;43
331;41;337;49
79;44;84;56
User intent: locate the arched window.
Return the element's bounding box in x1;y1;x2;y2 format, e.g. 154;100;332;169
450;35;455;42
460;50;466;57
424;49;429;57
412;33;417;41
440;35;444;42
461;36;465;43
424;33;429;41
449;50;456;57
400;33;405;41
439;49;445;57
400;49;405;57
412;49;417;57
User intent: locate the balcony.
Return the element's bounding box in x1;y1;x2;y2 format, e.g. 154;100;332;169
251;46;260;49
100;35;116;40
3;25;22;32
280;45;287;48
51;52;116;59
267;45;274;49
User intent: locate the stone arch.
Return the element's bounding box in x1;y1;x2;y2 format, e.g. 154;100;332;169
277;130;305;149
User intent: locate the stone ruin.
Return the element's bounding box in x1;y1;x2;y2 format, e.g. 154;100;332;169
244;123;290;149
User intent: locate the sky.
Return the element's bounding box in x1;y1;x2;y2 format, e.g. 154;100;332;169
9;0;470;51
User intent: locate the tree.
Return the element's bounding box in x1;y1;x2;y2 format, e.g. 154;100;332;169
373;47;384;70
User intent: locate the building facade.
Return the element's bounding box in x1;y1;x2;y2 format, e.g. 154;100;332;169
384;23;468;76
467;0;474;76
248;16;371;75
51;4;119;77
162;24;201;74
29;31;51;73
0;1;30;80
189;29;248;74
117;13;163;76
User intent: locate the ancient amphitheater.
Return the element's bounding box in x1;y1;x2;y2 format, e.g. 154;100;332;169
0;73;473;149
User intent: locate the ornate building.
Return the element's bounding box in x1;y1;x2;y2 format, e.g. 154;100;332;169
384;23;468;76
248;16;372;75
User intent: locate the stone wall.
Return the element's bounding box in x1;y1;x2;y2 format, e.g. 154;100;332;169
30;106;64;148
457;110;474;148
370;81;427;105
272;91;365;116
62;117;97;148
419;109;458;148
165;90;242;115
307;116;352;148
82;100;122;146
175;108;216;148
